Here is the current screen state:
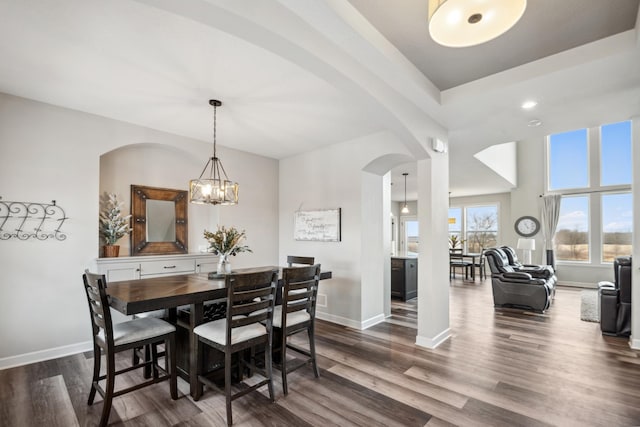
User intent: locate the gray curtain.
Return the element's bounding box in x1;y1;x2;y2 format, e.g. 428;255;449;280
540;194;561;268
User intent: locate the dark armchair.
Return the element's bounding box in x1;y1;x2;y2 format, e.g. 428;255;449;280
598;256;631;336
485;248;553;313
500;246;557;296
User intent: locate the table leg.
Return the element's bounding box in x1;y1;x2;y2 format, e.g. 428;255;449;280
189;302;204;398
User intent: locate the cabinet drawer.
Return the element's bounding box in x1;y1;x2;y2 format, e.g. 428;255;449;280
140;259;195;276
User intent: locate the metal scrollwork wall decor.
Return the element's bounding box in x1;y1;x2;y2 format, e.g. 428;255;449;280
0;196;68;241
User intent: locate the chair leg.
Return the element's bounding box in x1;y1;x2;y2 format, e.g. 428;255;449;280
99;351;116;427
264;337;275;402
132;347;140;371
193;338;203;401
225;350;233;426
281;333;289;395
168;335;177;400
308;325;320;378
151;343;159;379
88;344;101;405
143;345;152;379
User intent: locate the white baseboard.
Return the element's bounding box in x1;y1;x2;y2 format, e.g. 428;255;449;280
0;341;92;371
415;328;451;349
361;313;386;330
316;312;385;330
558;281;597;289
630;336;640;350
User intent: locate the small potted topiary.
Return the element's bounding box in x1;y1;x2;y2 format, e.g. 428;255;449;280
99;192;131;257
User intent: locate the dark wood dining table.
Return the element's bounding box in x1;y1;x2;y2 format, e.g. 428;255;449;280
106;266;332;397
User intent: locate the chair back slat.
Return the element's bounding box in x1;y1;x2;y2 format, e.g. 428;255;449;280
231;297;272;317
82;270;115;346
231;286;273;303
287;255;315;267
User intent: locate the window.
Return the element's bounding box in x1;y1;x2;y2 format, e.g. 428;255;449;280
555;196;590;262
547;120;632;264
405;219;419;255
448;207;462;239
602;193;632;262
465;205;498;253
448;204;499;252
548;129;588;190
601;121;632;186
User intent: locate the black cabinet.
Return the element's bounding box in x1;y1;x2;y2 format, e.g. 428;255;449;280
391;257;417;301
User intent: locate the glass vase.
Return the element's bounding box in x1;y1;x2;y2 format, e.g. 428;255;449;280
217;254;232;274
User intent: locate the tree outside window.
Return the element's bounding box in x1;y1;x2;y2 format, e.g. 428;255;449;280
465;206;498;253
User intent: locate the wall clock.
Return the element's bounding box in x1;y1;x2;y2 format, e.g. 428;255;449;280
514;216;540;237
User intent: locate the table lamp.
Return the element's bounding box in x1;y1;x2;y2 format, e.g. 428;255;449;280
517;238;535;265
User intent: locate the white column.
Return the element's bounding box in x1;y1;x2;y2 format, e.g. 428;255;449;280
415;152;451;348
360;171;387;329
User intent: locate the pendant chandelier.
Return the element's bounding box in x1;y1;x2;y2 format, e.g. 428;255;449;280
189;100;239;205
401;173;410;214
428;0;527;48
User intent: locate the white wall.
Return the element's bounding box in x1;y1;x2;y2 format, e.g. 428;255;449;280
278;131;414;328
0;93;278;367
100;144;278;269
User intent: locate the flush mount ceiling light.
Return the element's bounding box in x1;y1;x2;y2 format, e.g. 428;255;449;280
528;119;542;127
428;0;527;48
189;100;239;205
521;100;537;110
401;173;410;214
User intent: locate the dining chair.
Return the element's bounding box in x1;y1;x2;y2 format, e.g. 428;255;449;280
82;271;177;427
273;264;321;395
192;269;278;426
449;250;472;280
473;250;487;280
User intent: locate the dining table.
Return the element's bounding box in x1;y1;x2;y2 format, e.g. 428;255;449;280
106;266;332;397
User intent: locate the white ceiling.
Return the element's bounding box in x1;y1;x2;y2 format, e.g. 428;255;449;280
348;0;640;90
1;0;639;199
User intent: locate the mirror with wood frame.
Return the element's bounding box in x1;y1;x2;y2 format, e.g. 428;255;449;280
130;185;188;256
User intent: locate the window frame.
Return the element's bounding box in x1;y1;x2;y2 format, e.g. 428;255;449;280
545;120;632;266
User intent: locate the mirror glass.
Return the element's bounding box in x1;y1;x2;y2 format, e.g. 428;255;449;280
146;199;176;242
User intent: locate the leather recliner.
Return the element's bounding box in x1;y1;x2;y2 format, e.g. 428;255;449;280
500;246;557;297
485;247;553;313
598;256;631;336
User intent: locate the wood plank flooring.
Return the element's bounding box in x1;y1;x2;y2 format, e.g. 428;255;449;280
2;278;640;426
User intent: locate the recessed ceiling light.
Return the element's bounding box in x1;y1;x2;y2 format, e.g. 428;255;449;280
528;119;542;127
521;100;537;110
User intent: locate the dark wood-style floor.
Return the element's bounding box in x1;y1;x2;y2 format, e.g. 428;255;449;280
2;278;640;426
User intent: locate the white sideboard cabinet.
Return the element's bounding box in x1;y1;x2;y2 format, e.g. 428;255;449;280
96;253;219;282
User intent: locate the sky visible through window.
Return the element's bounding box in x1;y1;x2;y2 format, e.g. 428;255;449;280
553;121;632;236
549;129;588;190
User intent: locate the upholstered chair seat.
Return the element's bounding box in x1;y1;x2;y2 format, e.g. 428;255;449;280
193;316;265;345
97;317;175;347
